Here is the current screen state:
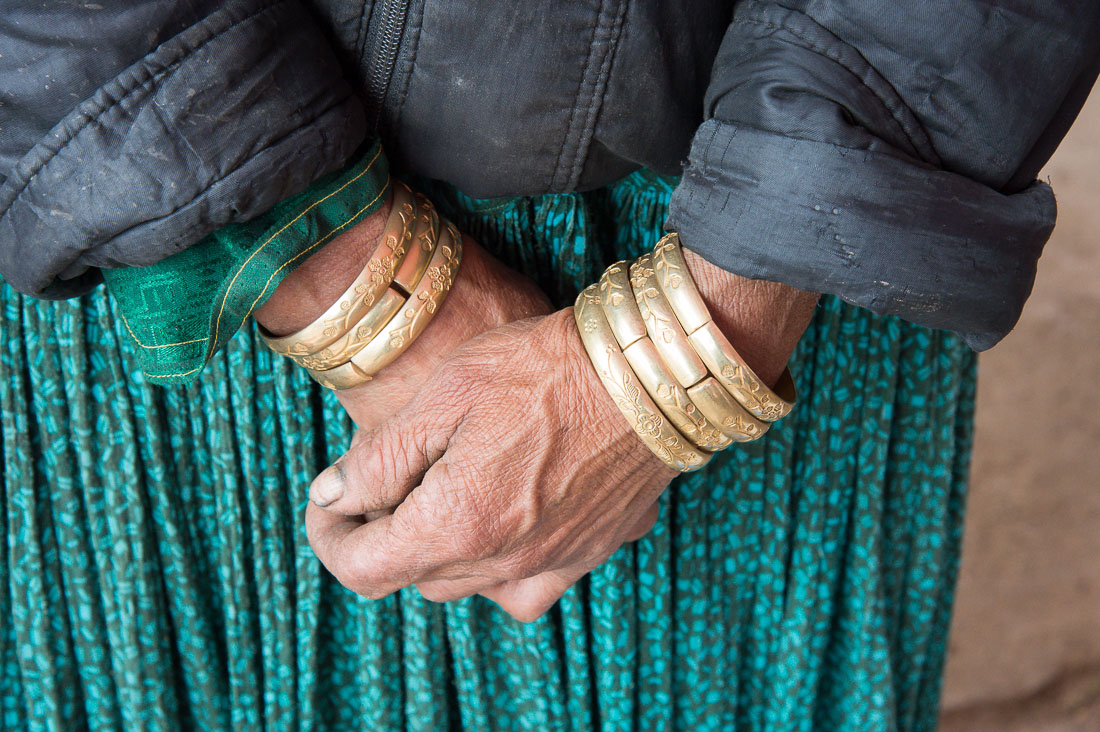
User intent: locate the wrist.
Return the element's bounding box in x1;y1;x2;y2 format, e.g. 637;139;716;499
682;248;818;387
253;193;392;336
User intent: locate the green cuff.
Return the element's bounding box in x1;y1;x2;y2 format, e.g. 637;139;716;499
103;141;390;385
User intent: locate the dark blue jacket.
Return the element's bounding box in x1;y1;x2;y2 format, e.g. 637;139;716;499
1;0;1097;349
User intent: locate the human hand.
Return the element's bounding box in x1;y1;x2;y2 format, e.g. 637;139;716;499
304;308;679;620
302;247;818;621
255;198;553;433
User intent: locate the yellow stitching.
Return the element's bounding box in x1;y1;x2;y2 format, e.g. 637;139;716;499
146;367;201;379
144;182;387;384
207;146;384;358
242;181;391;319
116;306;209;349
113;146;383;353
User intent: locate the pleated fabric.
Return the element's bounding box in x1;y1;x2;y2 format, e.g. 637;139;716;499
0;170;976;732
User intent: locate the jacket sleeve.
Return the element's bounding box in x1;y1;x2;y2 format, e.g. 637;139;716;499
0;0;367;300
666;0;1100;350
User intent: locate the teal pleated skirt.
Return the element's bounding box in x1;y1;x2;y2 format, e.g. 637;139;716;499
0;171;976;732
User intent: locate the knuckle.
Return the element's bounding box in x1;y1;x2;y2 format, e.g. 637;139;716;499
415;583;451;603
505;595;555;624
499;549;546;581
450;513;505;562
341;548;387;595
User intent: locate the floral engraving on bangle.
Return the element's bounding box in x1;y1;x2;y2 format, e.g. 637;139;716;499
652;237;684;291
630;259;676;344
387;233;461;350
716;357;782;421
599;262;629;308
283;199;415;357
722;412;761;439
661;384;729;450
414;198;435;253
577;287;704;471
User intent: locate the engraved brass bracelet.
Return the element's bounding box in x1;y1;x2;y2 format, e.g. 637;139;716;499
626;254;769;442
306;220;463;390
285;198;440;371
630;252;708;388
652;233;796;422
574;285;710;472
573;232;796;469
260;181;417;357
600;262;732;450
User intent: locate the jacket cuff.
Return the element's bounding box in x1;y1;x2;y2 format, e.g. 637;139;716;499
102;142;390;385
667;120;1056;351
0;0;365;299
665;0;1067;351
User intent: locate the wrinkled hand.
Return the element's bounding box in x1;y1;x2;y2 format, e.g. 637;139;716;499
305;309;678;621
333;235;552;432
255;202;553;432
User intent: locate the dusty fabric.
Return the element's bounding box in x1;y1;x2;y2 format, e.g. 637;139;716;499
1;0;1097;349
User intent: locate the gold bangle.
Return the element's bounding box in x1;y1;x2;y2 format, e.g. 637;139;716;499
307;220;463;389
260;181;417;356
291;283;405;371
598;261;648;348
684;377;769;442
629;253;708;388
653;233;796;422
688;322;796;423
621;337;733;451
573;285;710;472
281;196;441;370
650;232;712;333
393;192;439;291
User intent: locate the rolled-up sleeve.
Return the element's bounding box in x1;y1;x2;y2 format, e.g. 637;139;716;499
0;0;367;299
667;0;1100;350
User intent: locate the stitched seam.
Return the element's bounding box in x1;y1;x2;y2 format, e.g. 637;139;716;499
147;367;201;380
732;15;933;164
206;146;384;358
549;3;609;192
0;0;289;219
117;308;208;349
121;146;382;352
564;0;629;189
241;178;391;317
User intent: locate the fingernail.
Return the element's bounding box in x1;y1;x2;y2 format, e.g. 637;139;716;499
310;464;346;507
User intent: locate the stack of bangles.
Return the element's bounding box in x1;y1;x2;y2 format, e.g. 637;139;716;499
573;233;797;472
259;181;463;389
260;181;792;472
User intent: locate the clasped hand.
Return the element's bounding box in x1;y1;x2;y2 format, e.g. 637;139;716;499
305;308;676;621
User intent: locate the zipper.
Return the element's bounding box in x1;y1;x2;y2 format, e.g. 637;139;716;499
364;0;410;134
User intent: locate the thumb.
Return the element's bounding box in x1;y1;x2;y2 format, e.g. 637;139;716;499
309;405;454;514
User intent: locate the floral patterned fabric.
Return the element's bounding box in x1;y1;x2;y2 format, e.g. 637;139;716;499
0;170;975;731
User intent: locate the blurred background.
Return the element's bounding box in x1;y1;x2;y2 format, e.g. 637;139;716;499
937;92;1100;730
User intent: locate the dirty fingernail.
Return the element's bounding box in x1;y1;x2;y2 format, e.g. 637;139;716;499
310;465;346;507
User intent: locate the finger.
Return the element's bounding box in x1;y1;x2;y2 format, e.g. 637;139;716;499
478;563;592;623
306;499;449;599
415;576;499;603
363;505;395;522
623;501;659;542
309;406;454;514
